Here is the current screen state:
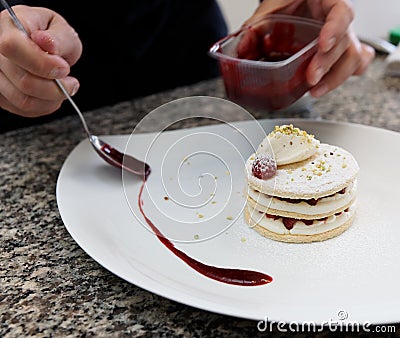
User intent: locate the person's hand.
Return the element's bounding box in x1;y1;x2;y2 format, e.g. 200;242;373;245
243;0;375;98
0;5;82;117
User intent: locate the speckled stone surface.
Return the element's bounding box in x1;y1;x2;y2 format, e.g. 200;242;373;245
1;56;400;337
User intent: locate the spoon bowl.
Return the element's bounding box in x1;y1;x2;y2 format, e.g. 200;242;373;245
57;81;151;178
90;135;151;178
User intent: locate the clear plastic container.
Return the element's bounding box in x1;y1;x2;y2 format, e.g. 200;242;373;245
209;14;323;111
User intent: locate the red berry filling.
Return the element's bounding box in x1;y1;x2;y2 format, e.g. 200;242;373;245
265;208;349;230
266;188;347;206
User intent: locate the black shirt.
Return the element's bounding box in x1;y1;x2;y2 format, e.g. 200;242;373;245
0;0;227;131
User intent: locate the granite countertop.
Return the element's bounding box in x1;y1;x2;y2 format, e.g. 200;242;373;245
1;56;400;337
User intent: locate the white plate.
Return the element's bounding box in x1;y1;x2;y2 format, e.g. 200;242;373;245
57;118;400;325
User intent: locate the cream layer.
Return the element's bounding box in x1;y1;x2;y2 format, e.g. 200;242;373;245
247;205;355;235
247;180;357;217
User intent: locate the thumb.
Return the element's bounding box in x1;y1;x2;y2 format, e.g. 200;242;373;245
245;0;302;26
30;17;82;66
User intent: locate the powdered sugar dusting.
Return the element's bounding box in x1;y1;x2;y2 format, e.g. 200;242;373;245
246;144;359;199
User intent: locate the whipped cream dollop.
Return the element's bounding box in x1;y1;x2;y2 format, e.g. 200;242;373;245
257;124;320;165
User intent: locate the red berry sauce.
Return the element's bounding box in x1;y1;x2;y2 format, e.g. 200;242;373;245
138;176;273;286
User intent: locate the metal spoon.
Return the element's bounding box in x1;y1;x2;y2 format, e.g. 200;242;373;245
1;0;151;178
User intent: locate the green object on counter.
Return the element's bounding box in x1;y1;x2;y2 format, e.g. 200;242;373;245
389;26;400;45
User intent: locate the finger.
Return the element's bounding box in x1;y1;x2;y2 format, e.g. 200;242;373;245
318;0;354;53
309;43;362;98
353;43;375;75
306;0;325;21
0;28;71;80
244;0;302;26
30;17;82;66
0;6;81;66
0;54;79;100
0;90;61;118
0;92;56;118
307;32;350;85
0;92;22;116
0;69;64;117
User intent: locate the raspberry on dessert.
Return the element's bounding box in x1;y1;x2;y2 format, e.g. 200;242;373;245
252;153;277;179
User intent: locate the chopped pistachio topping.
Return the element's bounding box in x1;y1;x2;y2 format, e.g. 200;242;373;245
271;124;315;141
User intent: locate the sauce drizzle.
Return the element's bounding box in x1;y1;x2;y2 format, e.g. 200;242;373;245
138;180;272;286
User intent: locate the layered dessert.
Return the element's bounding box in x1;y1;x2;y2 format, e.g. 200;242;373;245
244;124;359;243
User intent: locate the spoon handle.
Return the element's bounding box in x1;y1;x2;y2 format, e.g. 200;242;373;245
53;78;91;138
0;0;91;137
0;0;26;32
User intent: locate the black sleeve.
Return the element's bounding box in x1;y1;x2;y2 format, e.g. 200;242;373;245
0;1;26;11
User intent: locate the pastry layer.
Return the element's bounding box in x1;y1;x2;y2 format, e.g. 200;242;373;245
247;180;357;219
245;206;355;242
245;143;359;199
246;212;354;243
